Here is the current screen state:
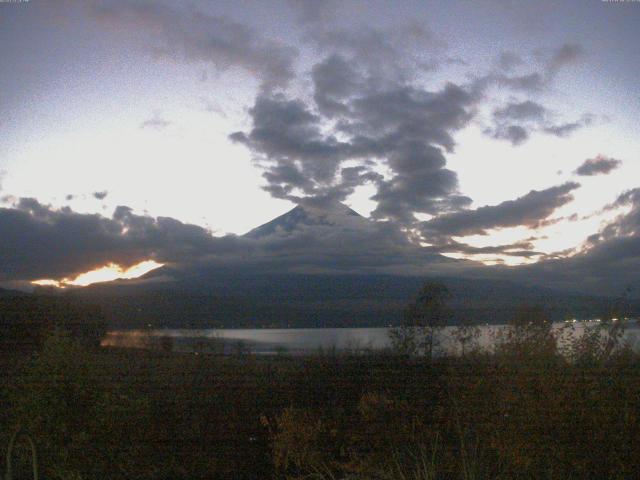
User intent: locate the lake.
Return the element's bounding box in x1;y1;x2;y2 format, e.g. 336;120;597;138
103;320;640;355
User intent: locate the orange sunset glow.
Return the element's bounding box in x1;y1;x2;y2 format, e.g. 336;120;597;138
32;260;163;288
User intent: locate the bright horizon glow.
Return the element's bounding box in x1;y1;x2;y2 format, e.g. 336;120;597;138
32;260;163;288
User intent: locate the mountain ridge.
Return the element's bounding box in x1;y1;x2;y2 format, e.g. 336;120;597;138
19;203;637;329
244;202;368;239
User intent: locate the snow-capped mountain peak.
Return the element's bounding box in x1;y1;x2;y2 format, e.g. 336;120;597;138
244;202;369;239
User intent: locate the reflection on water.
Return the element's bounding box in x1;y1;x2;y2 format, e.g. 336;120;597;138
102;321;640;356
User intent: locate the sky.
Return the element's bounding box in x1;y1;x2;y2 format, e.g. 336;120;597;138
0;0;639;294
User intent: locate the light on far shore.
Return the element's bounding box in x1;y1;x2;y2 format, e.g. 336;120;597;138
32;260;163;288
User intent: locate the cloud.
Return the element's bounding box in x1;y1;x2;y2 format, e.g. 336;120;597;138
230;93;358;204
370;142;472;222
448;186;640;295
309;22;443;86
544;114;595;138
0;198;236;282
486;100;593;146
93;191;108;200
91;1;297;90
286;0;339;25
574;154;622;177
590;188;640;241
476;43;586;96
428;239;544;258
140;113;171;130
0;198;470;283
495;72;546;93
232;78;477;221
1;194;637;297
493;100;546;122
200;97;227;117
488;124;530;145
311;54;361;116
421;182;580;238
542;122;582;138
514;190;640;295
496;51;523;72
545;43;585;76
231;19;479;221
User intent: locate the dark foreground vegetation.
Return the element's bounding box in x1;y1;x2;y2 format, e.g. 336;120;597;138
0;319;639;479
1;284;639;479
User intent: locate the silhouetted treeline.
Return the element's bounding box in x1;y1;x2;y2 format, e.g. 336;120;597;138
0;294;106;352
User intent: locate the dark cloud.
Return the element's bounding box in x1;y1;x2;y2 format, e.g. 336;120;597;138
232;79;477;222
591;188;640;241
345;83;475;152
421;182;580;238
515;193;640;295
486;100;592;146
0;199;470;283
91;1;297;90
0;199;235;282
428;239;544;258
310;22;442;86
574;154;622;177
544;114;594;138
230;93;358;203
542;122;581;137
478;43;586;96
339;82;477;222
93;191;108;200
2;196;637;297
448;187;640;295
488;124;530;146
493;100;546;122
311;54;361;116
488;100;547;145
370;143;471;222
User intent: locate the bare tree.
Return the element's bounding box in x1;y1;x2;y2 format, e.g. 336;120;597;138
390;282;452;358
452;317;481;357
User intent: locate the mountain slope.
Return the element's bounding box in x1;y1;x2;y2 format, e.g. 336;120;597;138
77;273;632;329
244;202;369;238
67;203;639;329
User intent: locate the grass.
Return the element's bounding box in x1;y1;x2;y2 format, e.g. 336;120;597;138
1;326;640;479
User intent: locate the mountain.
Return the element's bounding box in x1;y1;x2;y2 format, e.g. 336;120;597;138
65;203;639;329
244;202;370;238
75;272;632;329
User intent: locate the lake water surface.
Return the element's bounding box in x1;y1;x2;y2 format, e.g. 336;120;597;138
103;321;640;355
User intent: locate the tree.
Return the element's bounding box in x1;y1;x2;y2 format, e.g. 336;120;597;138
390;282;452;358
0;295;107;353
452;317;481;357
495;305;557;361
